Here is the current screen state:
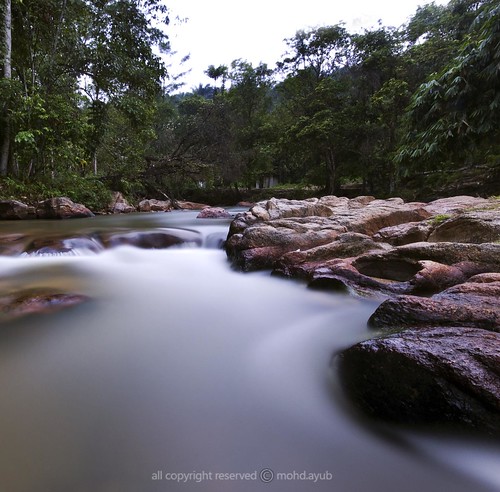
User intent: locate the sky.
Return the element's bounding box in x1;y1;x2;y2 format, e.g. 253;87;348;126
164;0;449;90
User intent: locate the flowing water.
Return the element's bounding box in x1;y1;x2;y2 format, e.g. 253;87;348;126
0;210;498;492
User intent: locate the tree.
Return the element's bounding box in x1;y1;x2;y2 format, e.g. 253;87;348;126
1;0;12;175
276;25;353;193
397;0;500;170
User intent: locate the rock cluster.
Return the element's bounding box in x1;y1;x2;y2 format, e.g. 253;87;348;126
0;197;94;219
226;195;500;433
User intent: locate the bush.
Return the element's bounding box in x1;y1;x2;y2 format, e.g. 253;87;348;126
0;174;112;212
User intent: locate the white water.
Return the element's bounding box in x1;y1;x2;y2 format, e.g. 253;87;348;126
0;211;498;492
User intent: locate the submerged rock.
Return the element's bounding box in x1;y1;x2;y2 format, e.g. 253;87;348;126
338;326;500;435
0;233;28;255
0;290;89;321
100;229;202;249
23;236;104;256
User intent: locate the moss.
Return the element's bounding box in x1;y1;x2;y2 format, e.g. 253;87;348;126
430;214;452;226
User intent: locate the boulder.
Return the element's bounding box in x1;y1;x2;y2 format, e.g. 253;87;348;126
36;197;94;219
100;228;201;249
338;326;500;434
108;192;136;214
353;242;500;279
226;196;431;271
428;210;500;243
138;199;172;212
373;221;434;245
176;200;209;210
368;281;500;332
0;200;36;220
273;233;390;278
197;207;231;219
423;195;493;216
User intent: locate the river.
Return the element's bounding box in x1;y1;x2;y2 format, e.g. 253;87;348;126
0;210;498;492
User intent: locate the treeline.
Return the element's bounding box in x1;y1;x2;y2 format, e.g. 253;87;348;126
1;0;499;206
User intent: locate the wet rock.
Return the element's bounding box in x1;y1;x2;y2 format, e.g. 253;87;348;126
108;192;136;214
274;233;390;278
368;281;500;332
137;199;172;212
23;236;103;256
423;195;493;215
36;197;94;219
0;200;36;220
428;210;500;244
338;326;500;435
408;261;467;294
176;200;210;210
226;196;431;271
100;229;201;249
373;221;434;246
226;221;343;271
0;290;89;321
0;233;28;255
197;207;231;219
355;242;500;278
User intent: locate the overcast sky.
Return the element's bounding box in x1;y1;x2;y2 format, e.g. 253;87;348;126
165;0;449;90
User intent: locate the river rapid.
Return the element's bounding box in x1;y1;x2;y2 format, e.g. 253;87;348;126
0;210;498;492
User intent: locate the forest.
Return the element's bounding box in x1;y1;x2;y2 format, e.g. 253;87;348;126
0;0;499;209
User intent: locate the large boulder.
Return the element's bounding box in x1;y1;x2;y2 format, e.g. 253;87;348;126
108;192;136;214
428;210;500;243
138;199;172;212
368;280;500;332
226;196;431;271
0;200;36;220
338;326;500;434
36;197;94;219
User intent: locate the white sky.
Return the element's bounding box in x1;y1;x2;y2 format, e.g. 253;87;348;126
164;0;449;90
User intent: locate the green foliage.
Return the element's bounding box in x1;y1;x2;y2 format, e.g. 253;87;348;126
2;0;499;205
0;174;111;211
397;0;500;170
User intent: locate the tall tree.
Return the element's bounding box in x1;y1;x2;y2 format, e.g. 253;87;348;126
397;0;500;170
1;0;12;175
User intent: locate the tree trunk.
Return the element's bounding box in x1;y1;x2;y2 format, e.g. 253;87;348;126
325;148;338;195
1;0;12;176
